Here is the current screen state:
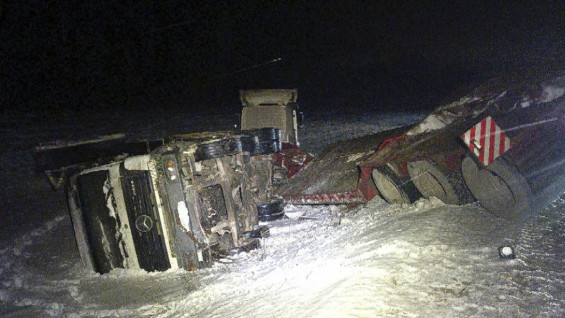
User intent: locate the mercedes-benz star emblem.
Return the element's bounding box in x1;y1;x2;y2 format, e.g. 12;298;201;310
135;215;153;233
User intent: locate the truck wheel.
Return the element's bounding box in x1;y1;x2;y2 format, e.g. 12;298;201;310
243;128;277;142
461;156;533;219
407;160;462;205
197;140;226;161
372;165;420;204
227;136;243;154
257;197;285;222
242;135;260;156
258;141;277;155
258;128;277;141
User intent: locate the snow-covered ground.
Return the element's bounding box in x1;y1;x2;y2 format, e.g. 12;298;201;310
2;109;565;317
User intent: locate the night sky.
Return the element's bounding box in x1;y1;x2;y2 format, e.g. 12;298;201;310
2;1;565;117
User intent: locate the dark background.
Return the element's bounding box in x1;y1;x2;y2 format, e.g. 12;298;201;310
2;1;565;120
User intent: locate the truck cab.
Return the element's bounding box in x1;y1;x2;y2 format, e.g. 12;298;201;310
240;89;301;146
66;137;265;274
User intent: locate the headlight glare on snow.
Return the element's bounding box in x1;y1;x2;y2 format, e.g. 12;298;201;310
498;246;516;259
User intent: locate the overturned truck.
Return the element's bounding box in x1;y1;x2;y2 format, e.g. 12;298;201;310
35;89;310;274
65;135;279;273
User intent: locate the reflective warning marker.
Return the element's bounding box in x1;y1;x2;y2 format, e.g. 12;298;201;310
461;116;511;166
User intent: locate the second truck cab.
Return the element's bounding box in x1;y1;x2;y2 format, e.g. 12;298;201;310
240;89;301;146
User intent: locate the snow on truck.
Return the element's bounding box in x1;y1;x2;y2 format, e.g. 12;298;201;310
34;89;310;274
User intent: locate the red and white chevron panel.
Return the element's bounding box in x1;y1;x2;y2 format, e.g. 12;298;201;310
461;116;511;166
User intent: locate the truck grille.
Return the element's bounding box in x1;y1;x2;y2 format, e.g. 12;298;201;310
121;168;171;272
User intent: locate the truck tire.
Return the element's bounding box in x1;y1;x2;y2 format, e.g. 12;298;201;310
407;160;463;205
242;135;260;156
258;141;278;155
461;156;533;219
243;128;277;142
197;140;226;161
227;136;243;154
372;165;420;204
257;197;285;222
259;127;277;141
